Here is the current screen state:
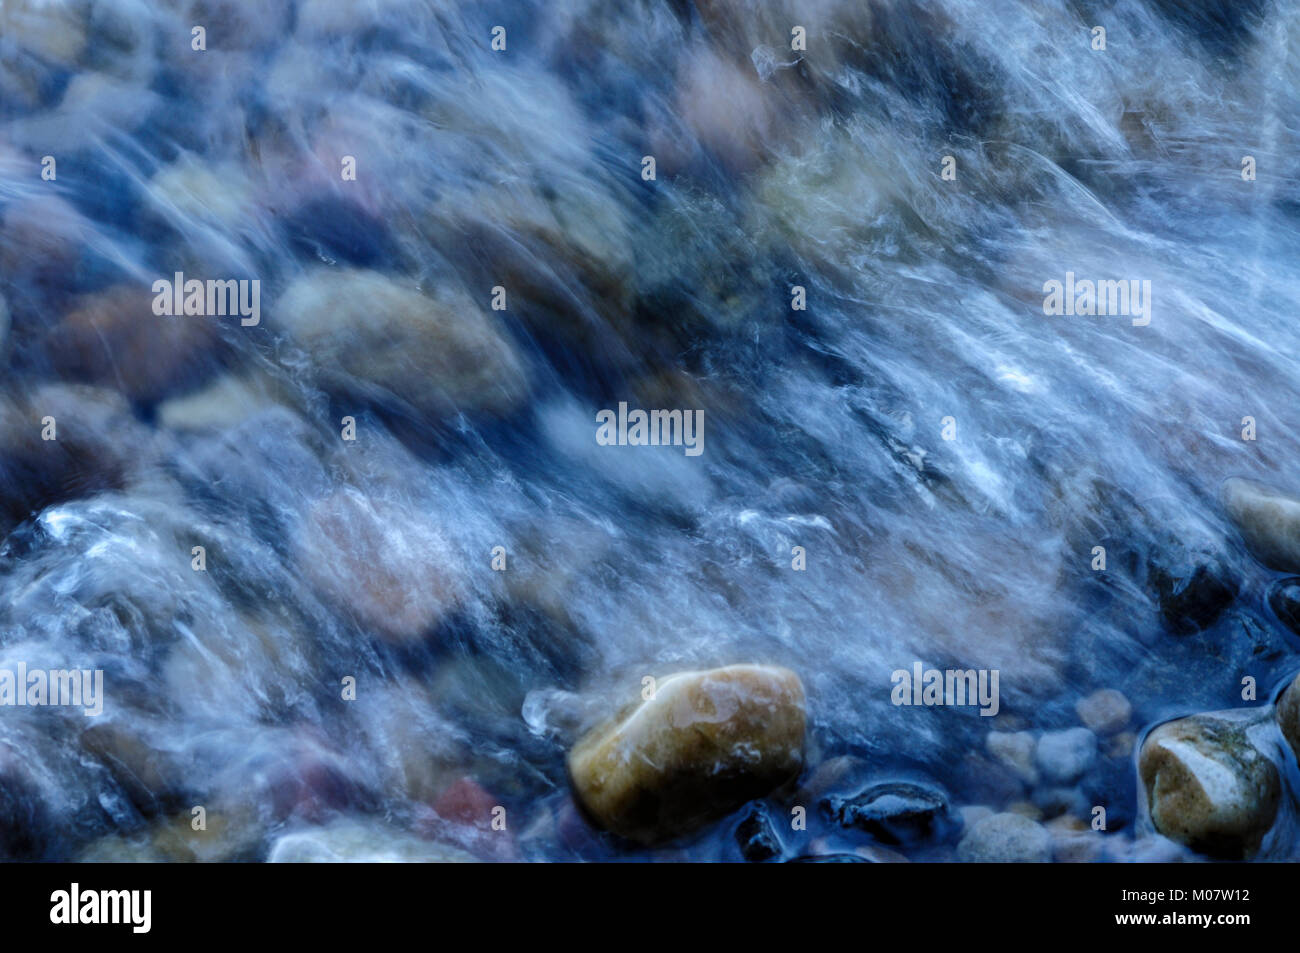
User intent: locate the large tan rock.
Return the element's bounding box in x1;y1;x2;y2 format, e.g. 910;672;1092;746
1138;709;1280;859
568;664;805;843
148;156;260;232
1222;477;1300;574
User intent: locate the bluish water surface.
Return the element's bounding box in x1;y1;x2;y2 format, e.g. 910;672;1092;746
1;0;1300;861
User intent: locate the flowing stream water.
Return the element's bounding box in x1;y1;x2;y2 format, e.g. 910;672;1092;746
1;0;1299;861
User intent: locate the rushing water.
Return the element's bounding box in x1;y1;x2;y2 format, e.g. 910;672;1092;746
1;0;1300;861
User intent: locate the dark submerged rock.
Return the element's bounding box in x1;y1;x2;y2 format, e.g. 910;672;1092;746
821;781;955;845
734;804;782;862
1267;578;1300;638
1146;543;1240;635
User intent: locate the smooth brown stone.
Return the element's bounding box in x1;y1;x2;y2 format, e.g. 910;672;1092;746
568;664;806;843
1138;709;1280;860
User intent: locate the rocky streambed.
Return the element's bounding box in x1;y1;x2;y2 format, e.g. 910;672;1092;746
2;0;1300;862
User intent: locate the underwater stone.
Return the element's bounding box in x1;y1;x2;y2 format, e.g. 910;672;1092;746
956;812;1051;863
1223;477;1300;574
1076;689;1132;736
822;781;955;845
274;268;528;419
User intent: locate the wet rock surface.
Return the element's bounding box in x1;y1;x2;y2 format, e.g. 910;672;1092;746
986;731;1039;786
1075;689;1132;736
1223;478;1300;575
1146;544;1240;635
1138;709;1281;860
956;812;1052;863
1267;579;1300;638
0;0;1298;865
45;284;221;403
568;665;806;844
821;781;956;846
273;268;529;420
295;489;464;645
1035;728;1098;785
735;804;782;862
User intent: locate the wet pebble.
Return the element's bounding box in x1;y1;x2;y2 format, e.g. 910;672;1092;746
956;812;1051;863
1047;815;1104;863
1075;689;1132;736
1035;728;1097;785
821;781;955;845
1031;786;1088;821
986;730;1038;785
0;383;146;533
